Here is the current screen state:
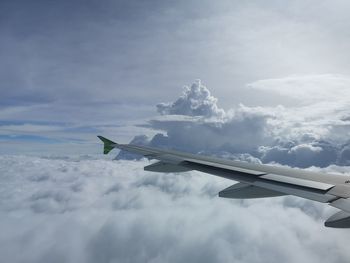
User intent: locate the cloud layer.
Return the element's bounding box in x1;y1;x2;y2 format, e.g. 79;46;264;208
1;155;350;263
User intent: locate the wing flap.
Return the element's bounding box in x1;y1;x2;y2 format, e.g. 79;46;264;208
254;181;335;203
325;211;350;228
260;174;334;191
219;183;286;199
144;161;192;173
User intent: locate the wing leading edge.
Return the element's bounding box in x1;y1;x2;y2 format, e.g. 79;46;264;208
98;136;350;228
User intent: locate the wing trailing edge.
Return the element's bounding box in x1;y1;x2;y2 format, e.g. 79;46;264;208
144;161;192;173
325;210;350;228
219;183;286;199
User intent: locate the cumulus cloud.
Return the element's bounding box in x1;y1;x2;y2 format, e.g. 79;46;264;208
259;141;339;168
118;78;350;168
117;81;275;160
1;155;350;263
156;80;225;118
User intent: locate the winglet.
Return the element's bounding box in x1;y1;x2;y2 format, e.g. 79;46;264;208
97;136;118;154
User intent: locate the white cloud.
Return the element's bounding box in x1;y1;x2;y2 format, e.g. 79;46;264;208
248;74;350;104
1;155;350;263
157;80;225;118
0;124;65;133
119;79;350;168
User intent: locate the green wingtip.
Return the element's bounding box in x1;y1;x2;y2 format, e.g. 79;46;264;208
97;136;117;154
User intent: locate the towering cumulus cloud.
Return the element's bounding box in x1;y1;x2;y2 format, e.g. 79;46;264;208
118;77;350;168
118;80;273;161
156;79;225;118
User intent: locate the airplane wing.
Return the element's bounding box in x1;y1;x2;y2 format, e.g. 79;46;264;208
98;136;350;228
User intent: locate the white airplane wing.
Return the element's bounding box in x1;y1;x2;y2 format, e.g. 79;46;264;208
98;136;350;228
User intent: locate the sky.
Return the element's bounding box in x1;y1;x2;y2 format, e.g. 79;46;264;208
2;1;350;262
2;0;350;153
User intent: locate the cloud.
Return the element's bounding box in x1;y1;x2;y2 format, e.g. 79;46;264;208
156;80;225;118
1;155;350;263
248;74;350;104
148;106;272;153
117;80;275;160
119;79;350;168
259;141;339;168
